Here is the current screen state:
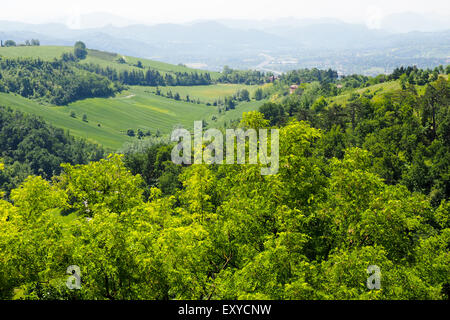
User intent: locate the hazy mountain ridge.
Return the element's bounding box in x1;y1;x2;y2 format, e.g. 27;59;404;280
0;17;448;75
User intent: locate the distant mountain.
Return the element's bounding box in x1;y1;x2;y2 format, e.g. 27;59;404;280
217;17;345;31
263;22;389;49
380;12;450;33
71;12;140;29
0;18;448;75
94;21;287;46
218;15;450;34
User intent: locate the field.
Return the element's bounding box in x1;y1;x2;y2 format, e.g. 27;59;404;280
0;86;266;150
0;87;218;150
156;84;260;103
0;46;268;150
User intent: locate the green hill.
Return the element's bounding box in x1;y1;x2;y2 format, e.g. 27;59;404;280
0;88;266;150
327;81;402;106
0;45;221;78
157;84;260;103
0;87;216;150
0;45;267;150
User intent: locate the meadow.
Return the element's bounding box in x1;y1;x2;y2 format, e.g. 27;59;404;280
0;86;266;150
0;46;266;149
0;88;215;150
156;84;260;103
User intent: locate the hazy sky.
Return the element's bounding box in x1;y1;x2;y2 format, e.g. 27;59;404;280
0;0;449;27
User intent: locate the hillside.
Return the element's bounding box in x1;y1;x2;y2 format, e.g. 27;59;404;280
0;45;267;149
0;87;216;150
0;45;221;79
1;74;449;301
0;106;104;195
327;81;403;106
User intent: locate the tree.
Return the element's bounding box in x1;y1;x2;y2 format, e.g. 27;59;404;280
224;96;235;110
58;154;144;215
1;64;450;301
259;102;285;126
127;129;135;137
74;41;87;60
82;114;88;122
400;74;408;90
238;89;250;102
4;40;16;47
254;88;264;101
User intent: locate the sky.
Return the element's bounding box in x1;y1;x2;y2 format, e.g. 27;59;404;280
0;0;449;28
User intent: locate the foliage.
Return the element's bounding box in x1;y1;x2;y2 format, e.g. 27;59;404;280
74;41;87;60
217;66;269;85
0;107;104;195
79;62;213;87
0;63;449;301
0;56;119;105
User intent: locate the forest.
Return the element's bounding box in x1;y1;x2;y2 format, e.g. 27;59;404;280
0;107;104;195
0;65;448;299
79;62;214;87
0;57;120;105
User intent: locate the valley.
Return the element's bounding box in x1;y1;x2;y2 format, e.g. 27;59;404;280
0;45;266;150
0;34;449;302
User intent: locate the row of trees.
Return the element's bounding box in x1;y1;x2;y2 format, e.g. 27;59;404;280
217;66;270;85
154;87;253;110
155;89;203;104
78;63;213;87
279;68;339;85
0;39;40;47
390;65;449;88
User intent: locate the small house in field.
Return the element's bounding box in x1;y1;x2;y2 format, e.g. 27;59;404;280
289;84;299;94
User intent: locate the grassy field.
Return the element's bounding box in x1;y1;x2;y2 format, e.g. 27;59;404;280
0;46;73;60
0;87;218;150
156;84;260;103
0;85;267;150
327;81;402;106
0;88;267;150
0;46;221;78
0;45;268;149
